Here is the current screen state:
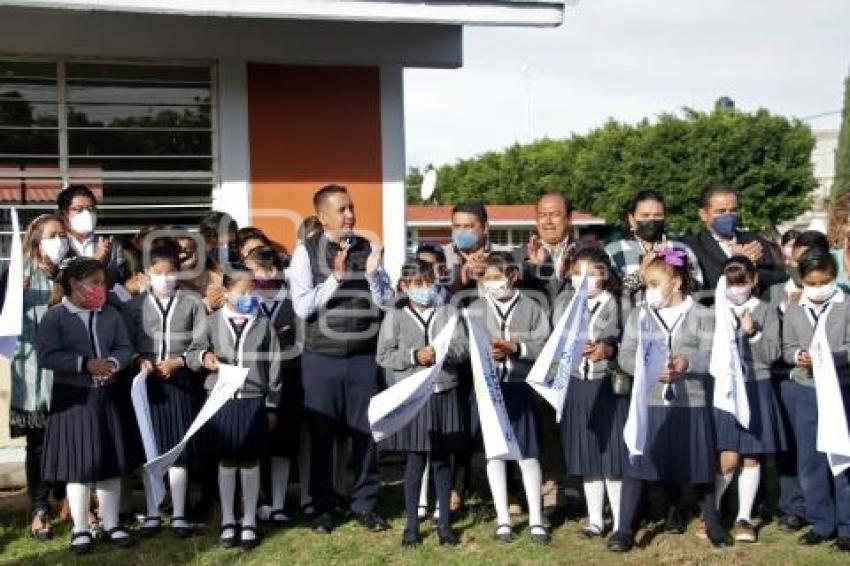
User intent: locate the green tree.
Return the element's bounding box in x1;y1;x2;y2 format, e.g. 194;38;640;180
833;75;850;196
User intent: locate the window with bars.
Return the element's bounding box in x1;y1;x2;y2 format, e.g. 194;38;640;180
0;59;216;235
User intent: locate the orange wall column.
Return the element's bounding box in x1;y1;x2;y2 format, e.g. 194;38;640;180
247;64;384;251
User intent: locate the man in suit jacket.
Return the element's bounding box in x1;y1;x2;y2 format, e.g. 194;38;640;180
683;183;786;297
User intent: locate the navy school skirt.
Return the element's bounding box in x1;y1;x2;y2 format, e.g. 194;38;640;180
207;396;269;462
560;375;629;477
267;364;303;459
147;369;202;466
381;385;468;454
622;404;716;485
42;383;133;483
714;379;788;455
500;381;542;460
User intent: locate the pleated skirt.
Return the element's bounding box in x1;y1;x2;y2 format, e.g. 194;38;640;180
42;383;133;483
114;369;145;470
560;376;629;477
382;386;468;453
501;381;541;460
623;405;716;485
208;396;269;462
147;370;200;466
714;379;788;455
268;365;303;458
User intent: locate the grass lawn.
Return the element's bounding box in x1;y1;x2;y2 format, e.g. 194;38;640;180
1;476;848;566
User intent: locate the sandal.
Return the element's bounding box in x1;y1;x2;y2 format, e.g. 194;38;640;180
171;516;194;539
139;516;162;537
240;525;260;550
103;526;136;548
220;523;238;547
269;509;292;527
31;509;53;541
494;524;514;543
70;531;93;555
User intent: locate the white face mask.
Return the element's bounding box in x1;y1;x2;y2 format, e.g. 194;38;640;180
572;274;602;297
149;274;178;297
69;209;96;235
725;285;752;306
483;279;512;301
803;281;837;303
645;287;669;309
40;236;68;265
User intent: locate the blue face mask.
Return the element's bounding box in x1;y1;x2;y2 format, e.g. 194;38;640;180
711;213;738;238
452;229;479;251
235;294;259;315
407;286;437;307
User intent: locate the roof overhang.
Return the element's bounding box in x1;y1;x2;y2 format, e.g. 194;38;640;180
0;0;566;26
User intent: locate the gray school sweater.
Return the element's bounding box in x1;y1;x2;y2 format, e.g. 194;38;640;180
124;290;206;363
258;286;304;369
618;299;714;407
782;296;850;388
724;299;782;382
553;290;622;381
186;308;282;407
376;302;468;392
36;302;135;388
465;292;551;383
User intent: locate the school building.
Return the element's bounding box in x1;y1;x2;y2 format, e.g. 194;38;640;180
0;1;567;475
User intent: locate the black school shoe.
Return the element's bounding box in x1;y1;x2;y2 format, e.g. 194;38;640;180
799;528;833;545
606;531;633;553
402;528;423;548
833;536;850;552
356;511;390;532
778;513;807;533
312;512;334;534
437;525;459;546
664;507;687;534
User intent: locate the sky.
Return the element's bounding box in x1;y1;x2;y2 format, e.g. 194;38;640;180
403;0;850;168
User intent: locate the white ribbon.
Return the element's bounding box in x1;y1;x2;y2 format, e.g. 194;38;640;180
526;272;589;422
0;207;23;361
464;309;522;460
368;315;458;442
810;312;850;476
130;369;165;504
142;364;249;505
623;308;668;460
710;276;751;429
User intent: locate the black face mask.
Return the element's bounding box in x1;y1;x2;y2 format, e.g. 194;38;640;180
634;219;665;242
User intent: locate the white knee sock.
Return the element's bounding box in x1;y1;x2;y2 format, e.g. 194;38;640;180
240;465;261;534
271;457;291;512
486;459;510;528
604;478;623;532
518;458;544;531
67;482;91;535
169;466;189;526
583;477;605;529
419;457;430;508
219;466;237;527
96;477;124;535
299;429;312;506
737;465;761;522
715;472;734;511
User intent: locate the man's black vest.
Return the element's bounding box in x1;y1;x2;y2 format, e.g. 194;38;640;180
303;232;380;357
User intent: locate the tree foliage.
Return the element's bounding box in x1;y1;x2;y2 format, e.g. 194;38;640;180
407;105;817;234
832;75;850;197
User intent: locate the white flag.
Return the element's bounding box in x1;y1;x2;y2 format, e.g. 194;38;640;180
143;364;249;505
464;310;522;461
368;315;458;442
0;208;23;361
710;276;751;429
810;312;850;476
130;369;166;504
527;273;589;422
623;309;668;460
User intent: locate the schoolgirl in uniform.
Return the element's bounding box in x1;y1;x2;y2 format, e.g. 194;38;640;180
608;250;728;552
36;258;136;554
781;248;850;552
244;245;302;526
555;247;627;539
712;256;785;543
467;252;551;544
376;259;468;547
126;245;207;537
187;267;282;550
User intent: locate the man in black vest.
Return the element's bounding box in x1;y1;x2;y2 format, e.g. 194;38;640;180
289;185;394;533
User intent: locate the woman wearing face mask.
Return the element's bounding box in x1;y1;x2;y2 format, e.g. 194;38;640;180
1;214;70;540
467;252;552;544
186;267;282;550
35;258;136;554
710;256;785;544
124;246;206;538
605;190;703;307
609;250;729;552
781;248;850;552
376;259;468;547
553;248;627;541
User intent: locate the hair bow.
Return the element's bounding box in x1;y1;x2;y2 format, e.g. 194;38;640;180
657;248;688;267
